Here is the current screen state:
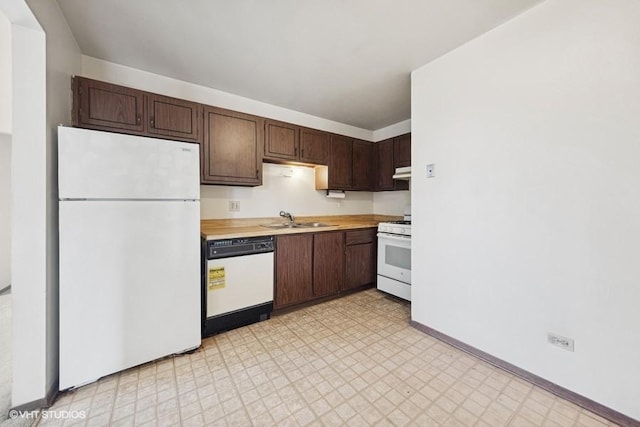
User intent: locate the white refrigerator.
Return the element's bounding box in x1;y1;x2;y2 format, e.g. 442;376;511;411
58;126;201;390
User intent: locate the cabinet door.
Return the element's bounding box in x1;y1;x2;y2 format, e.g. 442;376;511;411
375;138;395;191
202;107;263;186
345;243;376;290
394;133;411;167
345;229;377;290
313;232;344;298
275;234;313;309
328;135;353;190
375;138;408;191
299;128;329;165
352;140;373;191
146;94;202;143
73;76;144;134
265;120;299;161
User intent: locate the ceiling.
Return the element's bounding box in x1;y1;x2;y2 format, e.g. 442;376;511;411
56;0;542;131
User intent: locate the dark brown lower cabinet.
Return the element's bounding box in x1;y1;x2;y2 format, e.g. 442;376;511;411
275;234;313;309
344;229;377;290
275;228;376;310
313;232;344;298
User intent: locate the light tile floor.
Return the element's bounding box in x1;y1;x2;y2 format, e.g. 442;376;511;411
0;292;31;427
34;290;617;426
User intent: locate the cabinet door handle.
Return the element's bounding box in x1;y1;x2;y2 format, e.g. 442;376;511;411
150;117;155;128
301;148;304;157
294;147;298;156
136;115;141;124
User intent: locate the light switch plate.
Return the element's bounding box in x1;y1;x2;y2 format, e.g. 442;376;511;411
426;164;435;178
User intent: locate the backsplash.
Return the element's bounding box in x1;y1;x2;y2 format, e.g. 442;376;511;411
372;189;410;216
200;163;374;219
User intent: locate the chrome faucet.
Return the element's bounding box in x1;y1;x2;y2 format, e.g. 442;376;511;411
279;211;294;224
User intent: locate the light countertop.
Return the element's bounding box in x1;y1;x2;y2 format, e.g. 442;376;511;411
201;214;401;240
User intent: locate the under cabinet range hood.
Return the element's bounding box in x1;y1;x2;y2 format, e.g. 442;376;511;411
392;166;411;180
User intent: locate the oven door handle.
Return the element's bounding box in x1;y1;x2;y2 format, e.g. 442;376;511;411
377;233;411;242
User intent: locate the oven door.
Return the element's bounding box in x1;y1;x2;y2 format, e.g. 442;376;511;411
377;233;411;284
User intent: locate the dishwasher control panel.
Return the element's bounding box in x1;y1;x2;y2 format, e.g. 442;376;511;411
207;235;274;259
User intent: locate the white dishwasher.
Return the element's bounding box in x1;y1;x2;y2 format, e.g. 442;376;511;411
202;235;274;337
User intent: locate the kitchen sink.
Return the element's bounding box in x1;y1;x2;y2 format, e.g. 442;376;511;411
261;223;297;229
296;222;334;228
261;222;334;229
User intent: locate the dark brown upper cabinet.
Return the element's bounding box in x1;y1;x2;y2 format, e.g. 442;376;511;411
316;137;375;191
264;120;329;166
72;76;203;144
394;133;411;168
73;76;145;134
202;106;263;186
352;139;374;191
327;134;353;190
299;128;329;165
264;120;299;161
375;137;409;191
146;93;202;143
72;76;409;191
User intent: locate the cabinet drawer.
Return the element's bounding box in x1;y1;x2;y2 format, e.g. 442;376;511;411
345;228;376;245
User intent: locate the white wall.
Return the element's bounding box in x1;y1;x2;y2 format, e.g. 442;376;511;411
26;0;82;402
372;190;410;217
9;16;47;407
0;11;11;289
0;11;11;135
412;0;640;420
3;0;81;407
372;119;411;142
202;163;372;219
0;134;10;289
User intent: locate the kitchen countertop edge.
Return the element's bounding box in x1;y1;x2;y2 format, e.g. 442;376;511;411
201;215;401;240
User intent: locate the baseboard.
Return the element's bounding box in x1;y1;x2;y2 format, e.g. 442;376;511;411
410;320;639;427
7;380;58;419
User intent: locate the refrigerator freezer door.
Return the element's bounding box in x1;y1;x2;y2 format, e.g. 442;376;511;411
59;200;201;390
58;126;199;200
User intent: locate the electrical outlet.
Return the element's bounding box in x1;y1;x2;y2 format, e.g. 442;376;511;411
229;201;240;212
547;333;574;352
426;163;435;178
